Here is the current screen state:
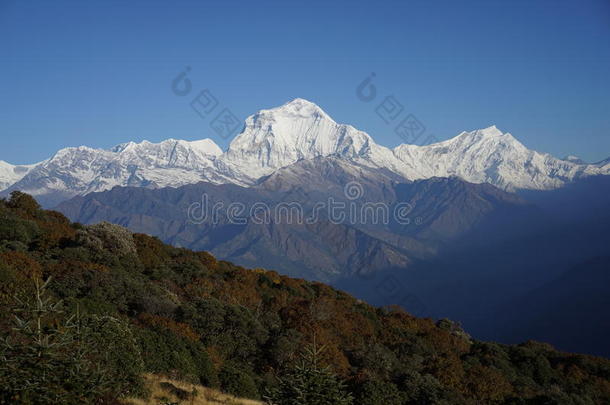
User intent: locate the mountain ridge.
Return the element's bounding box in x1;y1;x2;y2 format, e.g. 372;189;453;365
2;98;609;206
56;160;534;283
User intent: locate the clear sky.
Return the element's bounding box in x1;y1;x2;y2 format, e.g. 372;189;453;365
1;0;609;164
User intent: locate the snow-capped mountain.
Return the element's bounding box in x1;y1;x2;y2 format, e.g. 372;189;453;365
216;98;375;183
2;98;609;206
392;126;604;190
0;160;37;191
217;99;608;191
2;138;223;207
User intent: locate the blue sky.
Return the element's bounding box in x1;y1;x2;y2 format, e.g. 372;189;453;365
1;0;609;164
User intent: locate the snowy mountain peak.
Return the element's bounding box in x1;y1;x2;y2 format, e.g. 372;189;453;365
391;122;609;190
445;126;525;153
220;99;374;182
1;137;224;206
454;125;511;141
269;98;331;120
111;138;222;157
183;139;223;156
1;99;609;206
478;125;503;137
0;160;38;191
111;141;136;153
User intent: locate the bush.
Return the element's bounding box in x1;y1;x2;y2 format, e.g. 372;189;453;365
0;204;40;247
0;278;145;404
266;343;353;405
399;371;457;404
219;363;259;399
134;325;218;388
7;191;40;214
82;315;146;397
353;380;403;405
79;222;137;257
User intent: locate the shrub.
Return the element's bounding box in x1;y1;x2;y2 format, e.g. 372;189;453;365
7;191;40;214
80;222;137;257
134;325;217;387
82;314;146;397
0;278;145;404
266;343;353;405
219;363;260;399
353;380;403;405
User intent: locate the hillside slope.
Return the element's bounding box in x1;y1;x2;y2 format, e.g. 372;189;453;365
1;191;610;404
123;374;263;405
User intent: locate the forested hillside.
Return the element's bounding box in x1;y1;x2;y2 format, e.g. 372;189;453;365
1;191;609;404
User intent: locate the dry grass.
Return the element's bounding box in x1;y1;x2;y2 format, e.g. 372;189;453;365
122;374;264;405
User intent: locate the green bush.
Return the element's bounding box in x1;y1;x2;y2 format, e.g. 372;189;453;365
219;363;260;399
399;371;457;404
0;278;145;404
0;208;40;246
6;191;41;214
266;343;352;405
82;315;146;397
353;380;403;405
134;326;218;388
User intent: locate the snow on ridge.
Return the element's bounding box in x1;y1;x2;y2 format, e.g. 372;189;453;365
0;160;40;191
1;98;609;204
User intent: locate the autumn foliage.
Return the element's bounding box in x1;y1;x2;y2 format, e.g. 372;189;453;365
0;192;609;404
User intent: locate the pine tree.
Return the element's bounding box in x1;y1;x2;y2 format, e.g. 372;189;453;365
266;338;353;405
0;277;144;404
